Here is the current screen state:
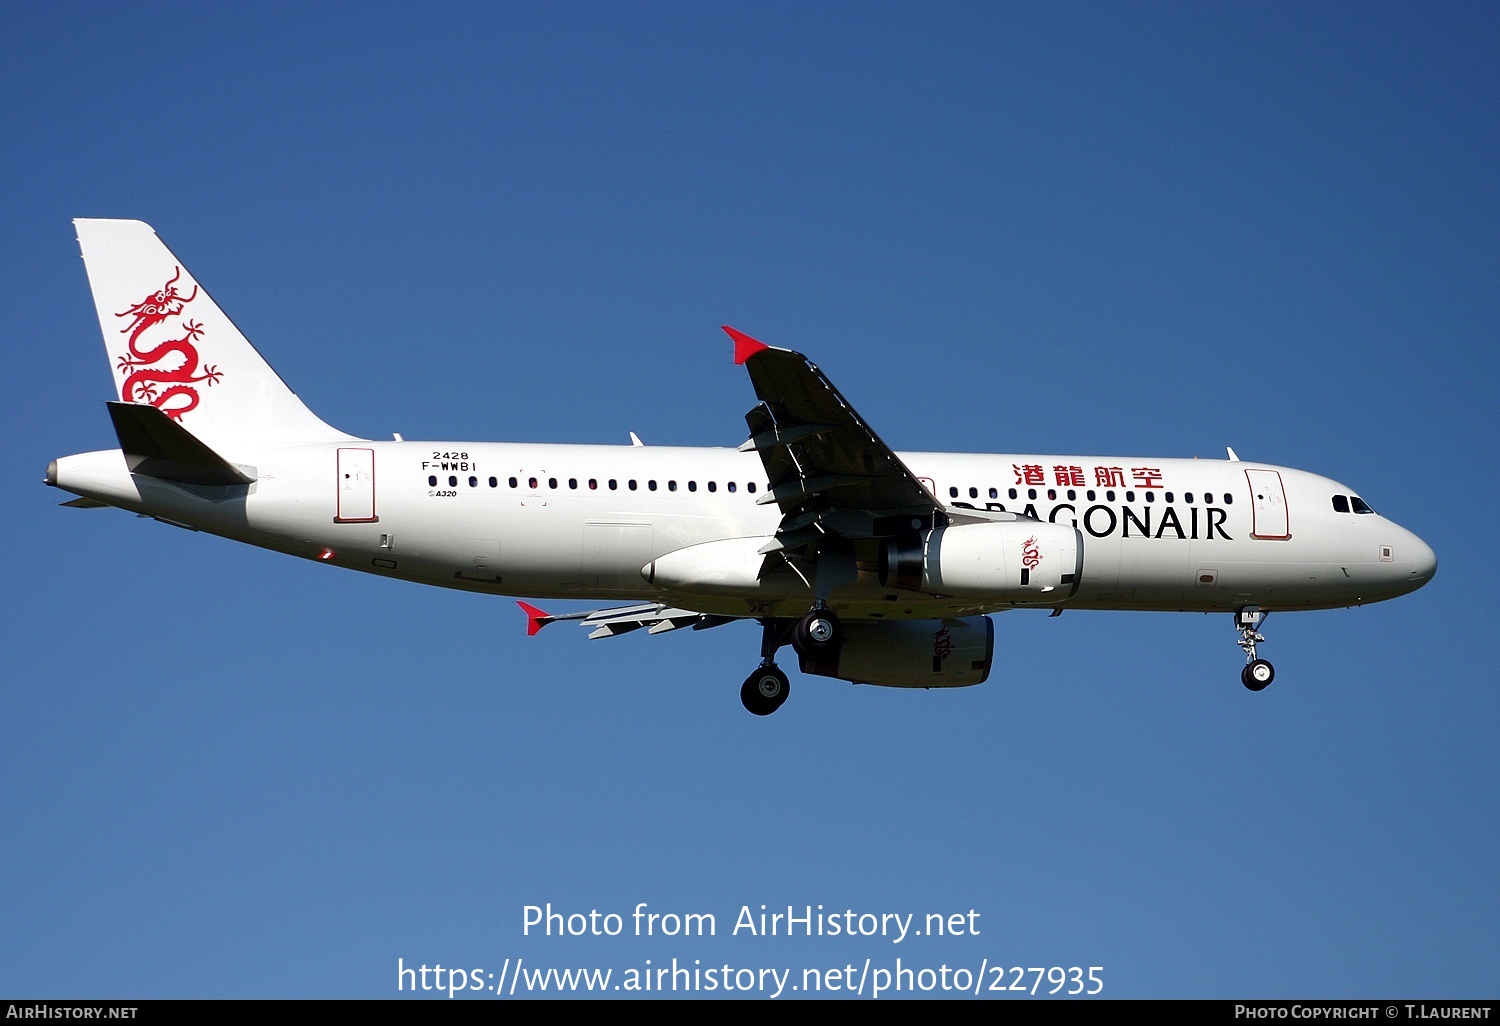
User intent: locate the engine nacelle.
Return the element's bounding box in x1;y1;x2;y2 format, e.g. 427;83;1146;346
880;521;1082;603
799;617;994;688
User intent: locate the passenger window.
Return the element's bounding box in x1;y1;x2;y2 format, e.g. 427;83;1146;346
568;478;577;489
1145;491;1154;503
428;475;436;486
1106;490;1116;502
1204;493;1214;504
1184;492;1193;503
688;481;697;492
728;482;737;493
528;477;537;489
1126;490;1135;502
628;480;637;490
468;476;477;487
707;481;717;492
1067;489;1076;500
588;479;597;490
449;476;458;487
608;479;617;490
1086;490;1095;501
509;477;518;488
548;478;557;489
1008;488;1018;500
668;481;677;492
748;482;757;493
969;487;978;499
1332;495;1350;513
488;477;497;488
949;487;958;498
1224;493;1233;505
1027;489;1037;500
989;487;998;499
1164;492;1173;503
649;480;657;491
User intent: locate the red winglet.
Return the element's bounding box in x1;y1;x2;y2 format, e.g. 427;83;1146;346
517;601;552;636
723;325;769;365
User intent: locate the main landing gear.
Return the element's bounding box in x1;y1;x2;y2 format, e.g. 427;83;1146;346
740;607;844;716
792;603;842;655
741;619;796;716
1236;607;1275;692
740;665;789;716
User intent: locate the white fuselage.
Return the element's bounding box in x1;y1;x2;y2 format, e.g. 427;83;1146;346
50;439;1437;619
54;218;1440;709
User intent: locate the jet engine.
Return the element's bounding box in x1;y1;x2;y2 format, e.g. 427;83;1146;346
798;616;993;688
880;521;1082;602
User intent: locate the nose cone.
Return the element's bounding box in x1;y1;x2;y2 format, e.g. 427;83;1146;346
1405;532;1437;590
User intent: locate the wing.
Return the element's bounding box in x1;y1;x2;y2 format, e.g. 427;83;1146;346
519;601;736;640
725;326;945;555
522;329;965;639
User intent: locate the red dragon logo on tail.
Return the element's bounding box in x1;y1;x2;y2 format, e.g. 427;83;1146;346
114;270;222;421
116;266;198;344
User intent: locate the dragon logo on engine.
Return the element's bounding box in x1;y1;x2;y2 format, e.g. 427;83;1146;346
933;624;955;665
115;267;223;421
1021;536;1042;570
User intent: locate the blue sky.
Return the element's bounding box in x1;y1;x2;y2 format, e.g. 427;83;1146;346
2;1;1495;999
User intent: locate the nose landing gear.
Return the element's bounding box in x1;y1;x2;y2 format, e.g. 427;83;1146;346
1235;607;1275;691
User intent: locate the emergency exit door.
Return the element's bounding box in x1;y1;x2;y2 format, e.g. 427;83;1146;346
336;447;378;523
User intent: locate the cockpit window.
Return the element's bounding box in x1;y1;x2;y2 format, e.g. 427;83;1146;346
1350;496;1375;515
1332;495;1350;513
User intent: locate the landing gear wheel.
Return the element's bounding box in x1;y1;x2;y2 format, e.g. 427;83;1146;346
1234;608;1274;692
741;666;790;716
793;608;842;655
1241;659;1275;692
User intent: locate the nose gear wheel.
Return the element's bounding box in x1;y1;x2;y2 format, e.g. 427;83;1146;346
1235;608;1275;692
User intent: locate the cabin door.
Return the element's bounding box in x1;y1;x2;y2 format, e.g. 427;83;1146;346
336;447;378;523
1245;469;1289;540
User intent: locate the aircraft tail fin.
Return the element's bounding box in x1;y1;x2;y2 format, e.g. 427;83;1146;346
75;219;355;452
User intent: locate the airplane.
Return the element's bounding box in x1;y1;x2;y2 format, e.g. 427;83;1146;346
48;219;1438;715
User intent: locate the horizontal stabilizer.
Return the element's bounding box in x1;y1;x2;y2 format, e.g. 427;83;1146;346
107;402;255;486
